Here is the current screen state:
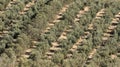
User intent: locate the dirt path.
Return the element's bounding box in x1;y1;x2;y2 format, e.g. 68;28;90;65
42;3;73;34
83;11;120;67
17;3;73;61
0;0;36;66
45;6;90;59
46;26;73;59
66;8;106;58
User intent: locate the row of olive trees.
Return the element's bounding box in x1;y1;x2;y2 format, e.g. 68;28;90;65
84;1;120;67
53;1;120;67
0;0;70;67
16;1;118;67
0;0;120;67
25;0;109;67
19;0;120;67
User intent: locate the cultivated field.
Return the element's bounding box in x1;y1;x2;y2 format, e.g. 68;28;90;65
0;0;120;67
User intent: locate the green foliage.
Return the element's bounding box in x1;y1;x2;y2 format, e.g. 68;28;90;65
0;0;120;67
